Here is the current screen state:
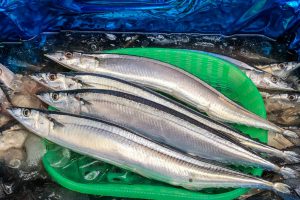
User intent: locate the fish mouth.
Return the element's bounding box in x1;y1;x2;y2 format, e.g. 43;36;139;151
29;74;43;82
6;107;17;118
35;92;48;104
44;54;59;62
44;54;74;71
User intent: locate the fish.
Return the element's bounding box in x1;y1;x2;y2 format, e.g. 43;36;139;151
44;52;298;138
31;72;300;163
0;63;45;95
193;50;262;72
268;108;300;127
0;64;46;113
0;64;16;90
192;51;296;91
255;62;300;80
197;51;300;79
6;107;300;198
261;91;300;112
37;89;300;175
244;70;296;91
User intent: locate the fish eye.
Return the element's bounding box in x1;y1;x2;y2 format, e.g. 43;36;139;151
271;76;278;83
48;73;57;81
51;93;59;101
65;52;73;59
288;95;297;101
22;109;31;117
278;63;285;69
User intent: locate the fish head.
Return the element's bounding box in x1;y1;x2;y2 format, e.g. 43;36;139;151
262;74;296;91
280;62;300;73
45;51;97;72
36;91;81;114
30;72;75;90
7;107;50;137
265;62;300;79
286;93;300;103
268;93;299;103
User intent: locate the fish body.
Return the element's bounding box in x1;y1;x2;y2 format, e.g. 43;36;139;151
30;72;299;163
194;50;262;72
193;51;296;91
7;107;296;196
0;64;16;89
37;89;300;174
44;52;296;138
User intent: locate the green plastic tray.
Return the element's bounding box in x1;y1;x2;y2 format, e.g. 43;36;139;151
43;48;267;200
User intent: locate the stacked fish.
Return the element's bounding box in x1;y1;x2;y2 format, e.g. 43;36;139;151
199;51;300;127
1;52;300;199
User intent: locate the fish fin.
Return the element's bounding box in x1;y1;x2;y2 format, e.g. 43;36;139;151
280;163;300;179
284;130;299;139
282;147;300;164
273;183;300;200
47;116;64;128
74;95;92;105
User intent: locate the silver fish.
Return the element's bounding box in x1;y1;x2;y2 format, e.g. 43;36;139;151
37;89;300;175
31;72;300;163
194;50;262;72
255;62;300;80
0;63;44;95
268;107;300;127
261;91;300;112
6;107;297;196
0;64;16;90
193;51;296;91
261;91;300;126
244;70;295;91
44;52;297;138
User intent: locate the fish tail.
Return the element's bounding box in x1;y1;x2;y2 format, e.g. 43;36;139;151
280;166;300;179
273;183;300;200
283;147;300;164
283;130;299;139
280;164;300;179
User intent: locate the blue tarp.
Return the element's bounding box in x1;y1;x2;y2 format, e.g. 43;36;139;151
0;0;300;54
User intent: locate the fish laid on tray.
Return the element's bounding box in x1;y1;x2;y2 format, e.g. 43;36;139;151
31;72;300;163
255;62;300;80
192;51;299;91
7;107;299;199
0;64;44;95
44;52;298;138
261;91;300;112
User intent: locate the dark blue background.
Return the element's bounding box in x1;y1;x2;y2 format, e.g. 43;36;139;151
0;0;300;55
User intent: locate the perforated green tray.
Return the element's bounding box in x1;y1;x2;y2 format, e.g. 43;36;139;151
43;48;267;200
